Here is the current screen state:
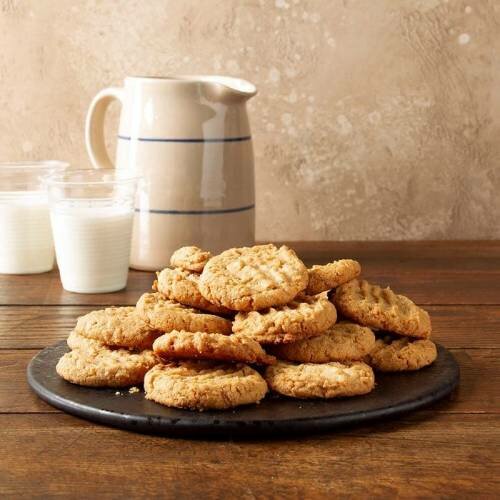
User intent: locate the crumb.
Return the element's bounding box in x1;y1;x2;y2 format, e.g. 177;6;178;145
115;391;121;396
129;386;140;394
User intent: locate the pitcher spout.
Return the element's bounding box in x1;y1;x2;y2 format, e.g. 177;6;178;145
197;75;257;103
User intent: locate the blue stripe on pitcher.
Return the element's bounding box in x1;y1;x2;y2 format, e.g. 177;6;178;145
118;135;251;143
135;204;255;215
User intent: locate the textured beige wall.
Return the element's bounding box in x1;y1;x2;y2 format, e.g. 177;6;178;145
0;0;499;240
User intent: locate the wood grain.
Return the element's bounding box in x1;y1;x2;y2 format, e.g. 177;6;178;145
0;350;56;413
0;269;155;306
0;241;499;498
0;305;95;349
1;413;499;498
290;240;500;268
0;242;499;306
1;348;497;415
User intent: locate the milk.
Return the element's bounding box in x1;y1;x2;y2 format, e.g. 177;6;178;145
50;203;133;293
0;193;55;274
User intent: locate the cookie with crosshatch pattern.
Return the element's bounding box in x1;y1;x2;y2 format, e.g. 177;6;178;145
199;244;309;311
232;292;337;344
333;279;432;339
367;334;437;372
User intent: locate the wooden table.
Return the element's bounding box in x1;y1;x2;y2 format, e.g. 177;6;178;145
1;241;499;498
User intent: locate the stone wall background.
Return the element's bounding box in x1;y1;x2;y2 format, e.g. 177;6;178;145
1;0;499;240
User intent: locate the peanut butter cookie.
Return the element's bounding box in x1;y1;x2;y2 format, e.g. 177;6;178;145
153;330;275;365
333;279;432;339
170;246;211;273
67;329;104;351
306;259;361;295
367;334;437;372
75;306;161;350
232;293;337;344
136;292;232;335
144;360;268;410
56;346;159;387
265;360;375;399
199;244;308;311
155;267;231;315
269;321;375;363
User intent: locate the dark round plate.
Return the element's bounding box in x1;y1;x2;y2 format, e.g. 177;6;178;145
27;341;459;438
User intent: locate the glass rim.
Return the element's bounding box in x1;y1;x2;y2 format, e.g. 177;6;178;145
46;168;140;187
0;160;69;170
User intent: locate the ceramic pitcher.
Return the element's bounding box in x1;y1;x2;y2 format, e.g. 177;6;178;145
85;75;257;271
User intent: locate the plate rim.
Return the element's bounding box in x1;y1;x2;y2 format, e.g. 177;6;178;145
27;341;460;438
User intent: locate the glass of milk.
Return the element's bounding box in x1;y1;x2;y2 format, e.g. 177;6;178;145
0;161;69;274
46;169;138;293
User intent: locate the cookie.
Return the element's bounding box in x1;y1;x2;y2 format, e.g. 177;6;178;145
170;246;211;273
136;292;232;335
367;335;437;372
56;346;159;387
333;279;431;339
144;360;268;410
155;267;231;316
232;293;337;344
269;321;375;363
306;259;361;295
264;360;375;399
67;329;104;351
199;244;308;311
153;330;276;365
75;306;161;350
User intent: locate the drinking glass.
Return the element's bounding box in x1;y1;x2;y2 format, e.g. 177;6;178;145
0;161;68;274
46;169;138;293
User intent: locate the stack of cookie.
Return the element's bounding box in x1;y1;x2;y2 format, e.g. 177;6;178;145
139;245;281;409
56;307;160;387
56;243;437;411
334;279;436;372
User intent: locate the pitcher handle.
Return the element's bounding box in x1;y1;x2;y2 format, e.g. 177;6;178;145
85;87;124;169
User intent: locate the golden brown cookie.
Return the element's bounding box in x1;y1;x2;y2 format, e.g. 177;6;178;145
153;330;276;365
199;244;309;311
367;335;437;372
333;279;432;339
75;306;161;350
170;246;212;273
67;329;104;351
306;259;361;295
264;360;375;399
232;293;337;344
56;346;159;387
155;267;231;315
136;292;232;335
269;321;375;363
144;361;268;410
